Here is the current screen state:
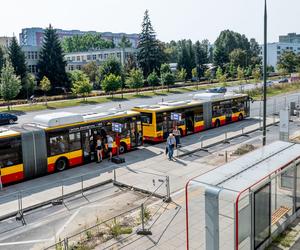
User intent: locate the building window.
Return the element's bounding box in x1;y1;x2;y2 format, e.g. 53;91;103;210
92;54;96;60
117;52;121;58
34;52;38;59
76;65;81;70
27;52;31;59
72;56;75;61
77;56;80;61
67;57;71;61
99;54;103;59
69;65;74;71
87;55;91;60
277;51;281;54
277;46;281;50
104;54;108;59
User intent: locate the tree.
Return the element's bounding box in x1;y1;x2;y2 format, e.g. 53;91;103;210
0;60;21;110
70;70;93;101
62;33;114;52
99;57;123;81
118;35;132;48
177;39;195;79
161;72;175;91
40;76;51;105
0;47;4;75
137;10;163;77
37;25;69;89
214;30;250;67
126;69;144;94
204;69;212;83
237;66;245;83
160;63;171;75
147;71;160;92
24;73;37;100
277;51;298;74
101;74;122;98
216;66;227;85
177;68;187;82
124;54;137;74
229;48;247;68
251;66;261;84
8;37;27;82
82;61;99;85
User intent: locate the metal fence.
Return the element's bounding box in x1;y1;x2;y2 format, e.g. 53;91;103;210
43;170;171;250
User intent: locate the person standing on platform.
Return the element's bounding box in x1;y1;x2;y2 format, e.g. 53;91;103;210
172;126;181;148
166;133;176;160
106;134;114;161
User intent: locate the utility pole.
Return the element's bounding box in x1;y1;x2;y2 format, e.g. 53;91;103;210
263;0;267;146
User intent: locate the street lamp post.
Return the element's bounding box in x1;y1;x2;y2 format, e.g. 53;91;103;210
262;0;267;146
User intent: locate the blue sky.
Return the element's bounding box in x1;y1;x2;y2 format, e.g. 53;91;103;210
2;0;300;44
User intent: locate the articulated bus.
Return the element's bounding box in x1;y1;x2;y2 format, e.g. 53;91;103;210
133;93;250;142
0;110;142;185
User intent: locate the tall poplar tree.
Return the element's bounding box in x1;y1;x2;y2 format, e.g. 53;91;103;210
8;36;27;82
0;47;4;75
37;25;69;88
137;10;162;77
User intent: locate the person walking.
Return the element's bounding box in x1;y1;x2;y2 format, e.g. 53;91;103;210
96;136;103;163
172;126;181;148
166;133;176;161
106;134;114;161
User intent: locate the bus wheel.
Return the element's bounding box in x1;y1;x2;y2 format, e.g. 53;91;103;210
238;114;243;121
215;120;220;128
55;158;68;172
119;142;127;154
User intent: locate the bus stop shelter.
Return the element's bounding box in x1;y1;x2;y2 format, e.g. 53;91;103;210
185;141;300;250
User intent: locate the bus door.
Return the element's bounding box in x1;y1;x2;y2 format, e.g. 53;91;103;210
185;111;194;134
136;120;143;146
225;107;232;123
130;120;137;148
81;129;94;163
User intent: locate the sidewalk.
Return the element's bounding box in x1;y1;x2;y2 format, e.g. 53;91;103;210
0;116;288;249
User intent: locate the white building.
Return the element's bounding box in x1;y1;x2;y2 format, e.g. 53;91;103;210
260;42;300;71
0;36;13;48
65;47;137;71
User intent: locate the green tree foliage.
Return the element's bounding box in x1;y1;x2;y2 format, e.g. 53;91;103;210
8;37;27;83
147;71;160;91
164;40;179;63
62;33;114;52
37;25;69;89
194;40;208;76
70;70;93;101
101;73;122;98
177;68;187;82
126;69;144;94
24;73;37;99
204;69;212;82
216;66;227;85
118;35;132;48
161;72;175;91
249;38;261;67
213;30;250;68
177;39;195;79
137;10;164;77
0;47;4;75
251;66;261;84
40;76;51;105
99;57;123;81
229;48;247;68
237;66;245;83
124;54;137;75
277;51;300;74
160;63;171;75
82;61;99;84
0;60;21;109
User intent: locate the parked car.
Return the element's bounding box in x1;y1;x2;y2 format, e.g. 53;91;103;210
0;113;18;125
206;87;227;93
278;78;289;83
191;77;199;82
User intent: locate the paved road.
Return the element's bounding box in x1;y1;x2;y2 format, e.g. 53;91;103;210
4;82;300;128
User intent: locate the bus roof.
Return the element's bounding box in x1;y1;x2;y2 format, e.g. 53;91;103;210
0;128;20;139
30;110;140;129
133;93;248;113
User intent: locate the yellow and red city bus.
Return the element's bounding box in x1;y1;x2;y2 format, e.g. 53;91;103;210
0;110;142;185
132;93;250;142
0;129;23;184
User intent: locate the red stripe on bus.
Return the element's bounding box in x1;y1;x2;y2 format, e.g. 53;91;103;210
48;163;55;173
1;171;24;184
69;156;83;167
194;125;204;133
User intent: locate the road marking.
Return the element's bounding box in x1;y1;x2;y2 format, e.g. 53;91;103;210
0;238;53;246
55;209;80;237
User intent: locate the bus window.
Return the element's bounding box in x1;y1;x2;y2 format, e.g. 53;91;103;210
194;107;203;122
0;137;22;168
141;113;152;124
69;132;81;152
48;132;69;156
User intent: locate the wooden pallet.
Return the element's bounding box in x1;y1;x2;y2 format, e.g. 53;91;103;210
271;206;291;225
